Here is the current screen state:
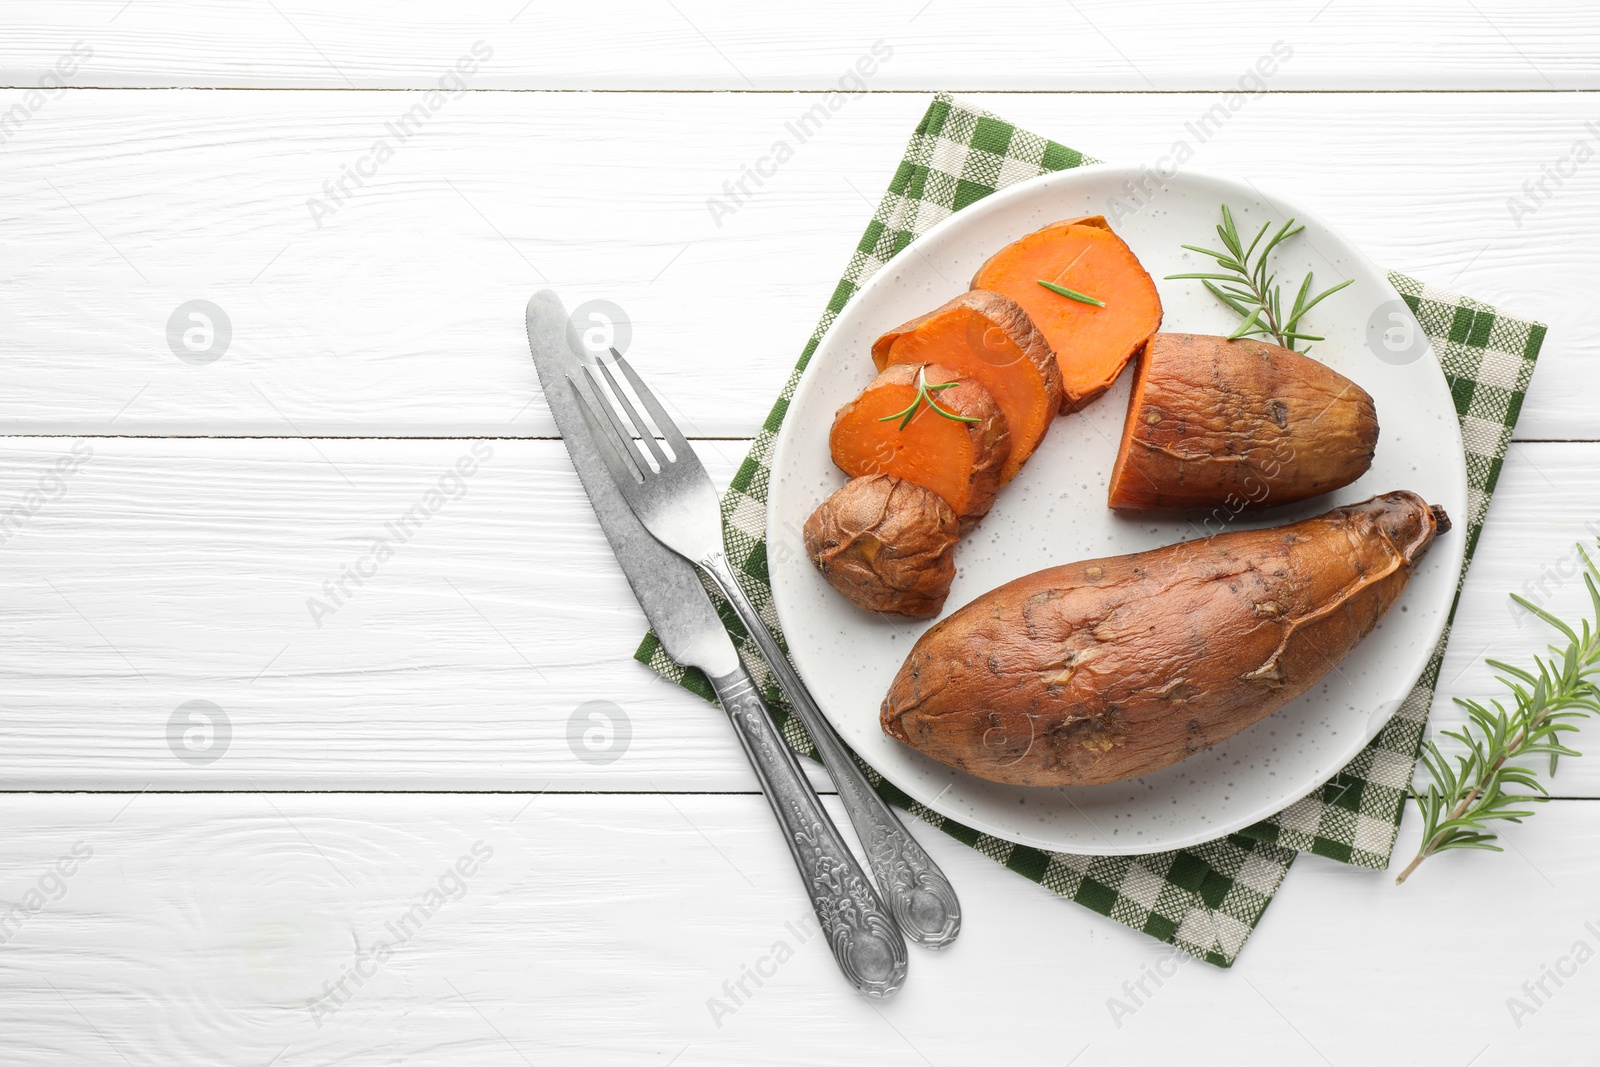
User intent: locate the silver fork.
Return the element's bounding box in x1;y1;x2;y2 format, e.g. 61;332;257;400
569;351;961;948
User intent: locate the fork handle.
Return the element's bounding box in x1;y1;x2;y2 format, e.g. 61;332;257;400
707;667;908;998
702;554;962;949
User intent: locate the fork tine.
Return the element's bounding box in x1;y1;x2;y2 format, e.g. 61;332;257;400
613;351;692;457
580;364;657;474
568;375;644;485
595;359;670;468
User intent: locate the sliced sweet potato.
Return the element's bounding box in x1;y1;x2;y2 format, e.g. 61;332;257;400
971;216;1163;410
1107;334;1379;511
872;291;1063;485
829;363;1010;527
803;475;961;619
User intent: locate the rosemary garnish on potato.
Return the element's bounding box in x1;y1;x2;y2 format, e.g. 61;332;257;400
1167;204;1352;354
1396;541;1600;885
1036;279;1105;307
877;365;980;431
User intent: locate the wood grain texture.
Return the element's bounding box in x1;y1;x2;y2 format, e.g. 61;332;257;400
0;4;1596;1057
0;90;1590;439
0;1;1596;90
0;791;1591;1066
0;436;830;792
1;437;1597;796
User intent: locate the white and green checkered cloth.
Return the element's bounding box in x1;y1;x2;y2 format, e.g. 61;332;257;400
637;93;1545;966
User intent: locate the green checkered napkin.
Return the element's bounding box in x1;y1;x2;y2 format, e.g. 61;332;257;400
636;93;1545;966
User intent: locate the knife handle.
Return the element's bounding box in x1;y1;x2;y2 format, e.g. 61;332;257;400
707;667;908;999
702;554;962;949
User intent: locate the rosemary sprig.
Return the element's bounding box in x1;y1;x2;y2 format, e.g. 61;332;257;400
1036;279;1105;307
877;364;980;431
1166;204;1352;354
1395;541;1600;885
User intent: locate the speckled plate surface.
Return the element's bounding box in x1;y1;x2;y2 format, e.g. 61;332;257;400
766;165;1467;855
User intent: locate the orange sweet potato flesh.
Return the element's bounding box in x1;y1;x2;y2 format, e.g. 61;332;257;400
971;216;1163;411
1108;334;1379;511
830;363;1010;527
881;491;1450;787
872;291;1063;485
804;475;961;619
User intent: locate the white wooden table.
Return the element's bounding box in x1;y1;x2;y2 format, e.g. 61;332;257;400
1;3;1597;1062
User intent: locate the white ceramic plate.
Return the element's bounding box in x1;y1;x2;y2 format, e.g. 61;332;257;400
766;165;1467;855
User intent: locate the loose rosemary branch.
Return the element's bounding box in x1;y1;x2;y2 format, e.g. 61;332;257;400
1396;541;1600;885
1036;279;1105;307
1166;204;1352;354
877;364;980;431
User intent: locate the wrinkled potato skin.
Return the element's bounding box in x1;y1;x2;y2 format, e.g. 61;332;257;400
881;492;1449;786
1108;334;1378;511
804;475;961;619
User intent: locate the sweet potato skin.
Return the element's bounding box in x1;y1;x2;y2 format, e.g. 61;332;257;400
880;492;1449;787
1108;334;1379;511
871;291;1064;484
804;475;961;619
829;363;1011;528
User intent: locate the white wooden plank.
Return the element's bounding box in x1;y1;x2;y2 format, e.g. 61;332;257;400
0;90;1588;439
0;7;1587;1053
0;0;1595;90
0;436;809;791
3;436;1599;797
0;790;1593;1065
1434;442;1600;794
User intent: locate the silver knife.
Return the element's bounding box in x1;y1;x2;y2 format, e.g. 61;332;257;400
525;290;908;998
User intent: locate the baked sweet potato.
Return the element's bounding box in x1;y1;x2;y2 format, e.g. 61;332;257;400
881;491;1450;787
871;291;1063;484
1108;333;1379;511
970;216;1163;410
803;475;961;619
830;362;1011;527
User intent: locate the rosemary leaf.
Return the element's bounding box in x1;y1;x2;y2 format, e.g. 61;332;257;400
1396;541;1600;885
1036;279;1106;307
1167;204;1351;354
877;365;981;430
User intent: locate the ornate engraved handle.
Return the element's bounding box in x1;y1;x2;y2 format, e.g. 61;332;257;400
708;668;908;998
703;554;961;949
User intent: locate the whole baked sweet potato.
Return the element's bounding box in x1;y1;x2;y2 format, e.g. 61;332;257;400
881;491;1450;787
804;475;961;619
1107;333;1378;511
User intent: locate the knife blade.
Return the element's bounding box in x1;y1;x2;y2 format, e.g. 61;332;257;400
523;291;736;678
524;290;908;998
